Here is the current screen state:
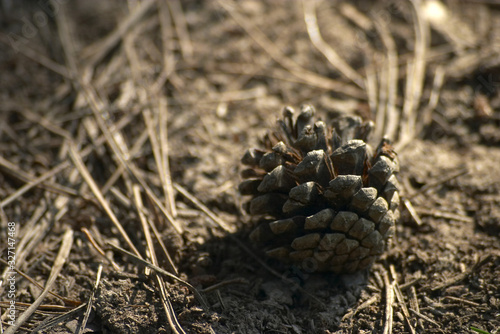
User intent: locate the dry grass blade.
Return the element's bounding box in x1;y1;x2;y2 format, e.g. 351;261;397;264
373;15;399;141
201;278;249;293
375;61;388;139
75;264;102;334
409;286;423;329
416;208;474;223
0;33;70;78
4;229;74;334
443;296;480;307
431;254;492;291
80;0;157;67
402;197;424;226
364;64;378;127
0;155;76;202
0;156;31;187
107;242;208;310
68;141;141;256
86;90;131;162
408;167;468;199
407;0;429;133
0;203;45;275
81;228;121;271
133;184;156;270
80;83;183;234
0;205;49;298
302;0;364;88
101;127;150;196
209;62;360;94
131;164;183;234
419;65;446;134
408;308;441;327
143;109;166;198
158;97;178;218
0;302;76;313
16;106;72;139
143;106;177;218
391;267;416;334
3;107;142;210
132;184;187;333
31;304;87;334
336;4;398;140
398;0;429;149
339;3;372;30
382;269;395;334
74;3;187;324
165;0;193;61
84;82;182;234
0;162;75;209
218;0;365;99
0;258;80;307
154;0;176;93
51;0;79;81
158;287;187;334
145;206;179;275
161;86;267;106
174;183;235;233
342;294;379;321
422;0;476;50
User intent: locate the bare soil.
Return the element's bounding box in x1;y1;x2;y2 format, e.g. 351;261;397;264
0;1;499;333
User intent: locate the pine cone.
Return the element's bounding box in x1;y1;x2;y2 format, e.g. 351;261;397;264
239;105;400;274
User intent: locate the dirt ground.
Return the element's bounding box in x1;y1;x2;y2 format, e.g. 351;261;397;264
0;0;499;333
